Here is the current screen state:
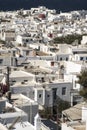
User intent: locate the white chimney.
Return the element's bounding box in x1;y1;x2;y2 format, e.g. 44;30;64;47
82;106;87;121
86;119;87;130
82;106;87;130
34;113;41;130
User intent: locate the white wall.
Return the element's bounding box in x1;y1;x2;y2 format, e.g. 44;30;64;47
81;35;87;45
34;88;45;105
40;44;48;53
82;106;87;121
16;35;22;44
74;54;87;61
65;61;81;74
34;88;53;107
45;89;53;107
56;54;70;61
64;74;80;90
29;44;40;50
62;123;75;130
49;82;72;102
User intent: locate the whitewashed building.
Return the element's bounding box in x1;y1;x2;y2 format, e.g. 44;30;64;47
62;102;87;130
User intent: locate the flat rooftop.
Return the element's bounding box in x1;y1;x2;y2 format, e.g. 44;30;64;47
11;80;40;87
10;70;34;78
63;102;87;121
66;121;86;130
7;121;34;130
24;66;52;75
11;94;37;106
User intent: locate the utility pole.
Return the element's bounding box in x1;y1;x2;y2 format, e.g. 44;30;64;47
30;102;32;124
6;66;11;102
57;103;59;130
6;66;10;91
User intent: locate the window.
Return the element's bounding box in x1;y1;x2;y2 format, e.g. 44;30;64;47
23;43;26;47
26;39;29;42
0;59;3;64
12;80;16;82
80;57;83;61
24;80;28;82
47;95;50;97
62;87;66;95
51;61;54;66
66;57;68;61
39;94;41;98
53;88;57;100
26;51;29;55
42;77;45;82
60;57;62;61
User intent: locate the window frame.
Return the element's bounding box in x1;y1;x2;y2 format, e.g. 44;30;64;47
62;87;66;95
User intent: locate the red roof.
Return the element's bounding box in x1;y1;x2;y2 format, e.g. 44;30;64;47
38;14;46;19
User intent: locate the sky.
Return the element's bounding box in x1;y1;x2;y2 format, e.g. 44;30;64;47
0;0;87;12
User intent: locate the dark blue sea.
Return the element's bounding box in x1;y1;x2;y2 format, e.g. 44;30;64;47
0;0;87;12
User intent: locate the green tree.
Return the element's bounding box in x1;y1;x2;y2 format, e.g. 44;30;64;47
54;96;70;115
77;69;87;99
39;107;52;119
53;34;82;44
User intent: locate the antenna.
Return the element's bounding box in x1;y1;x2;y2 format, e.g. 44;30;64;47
8;116;21;130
